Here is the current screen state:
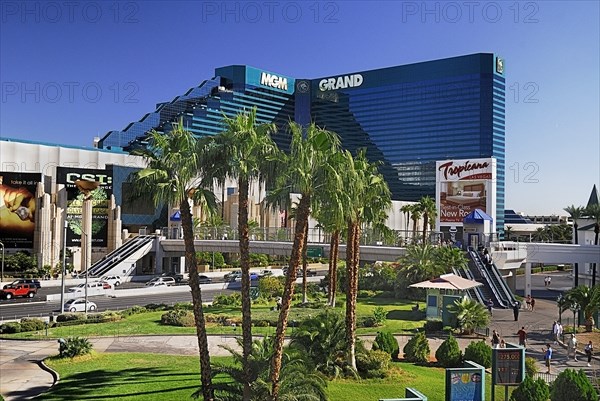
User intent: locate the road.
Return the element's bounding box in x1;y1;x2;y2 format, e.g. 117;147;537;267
0;287;236;322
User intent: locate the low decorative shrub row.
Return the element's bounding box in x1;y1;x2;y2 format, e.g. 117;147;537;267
0;318;47;334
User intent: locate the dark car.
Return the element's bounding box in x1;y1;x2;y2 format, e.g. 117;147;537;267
198;275;212;284
3;279;42;290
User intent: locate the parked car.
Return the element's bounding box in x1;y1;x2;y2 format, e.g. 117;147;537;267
1;283;38;300
198;275;212;284
145;277;176;287
68;281;108;293
3;279;42;289
100;275;122;287
63;298;97;312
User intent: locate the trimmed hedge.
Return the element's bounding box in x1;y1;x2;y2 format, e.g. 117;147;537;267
160;310;195;327
463;341;492;368
403;331;430;364
550;369;598;401
435;336;462;367
372;331;399;360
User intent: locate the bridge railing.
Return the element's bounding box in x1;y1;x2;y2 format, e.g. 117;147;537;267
186;227;424;248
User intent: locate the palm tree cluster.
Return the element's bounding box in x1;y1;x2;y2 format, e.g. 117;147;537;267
400;196;438;244
130;108;392;401
561;285;600;332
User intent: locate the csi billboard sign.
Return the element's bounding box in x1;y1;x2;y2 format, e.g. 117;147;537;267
0;172;41;248
56;167;113;247
436;158;496;226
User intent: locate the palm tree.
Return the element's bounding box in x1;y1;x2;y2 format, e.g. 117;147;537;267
504;226;513;241
205;336;327;401
312;157;349;308
131;121;217;400
266;122;341;400
447;298;490;334
290;310;349;378
585;204;600;286
409;204;422;244
434;245;469;273
563;285;600;332
205;107;278;400
418;196;437;244
400;204;412;242
340;149;391;371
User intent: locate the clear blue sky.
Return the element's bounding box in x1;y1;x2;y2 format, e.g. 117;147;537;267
1;1;598;216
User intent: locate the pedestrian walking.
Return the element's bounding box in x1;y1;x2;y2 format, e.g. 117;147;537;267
517;326;527;347
487;298;494;315
557;322;563;343
544;276;549;287
526;295;532;310
552;321;559;344
512;302;520;321
547;276;552;287
530;296;536;311
567;334;578;361
544;344;553;373
492;330;500;348
585;341;593;367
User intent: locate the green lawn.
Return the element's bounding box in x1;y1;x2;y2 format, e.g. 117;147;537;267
4;297;425;339
43;352;511;401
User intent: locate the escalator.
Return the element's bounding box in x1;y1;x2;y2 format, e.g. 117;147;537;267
466;249;511;308
452;266;486;305
84;235;155;278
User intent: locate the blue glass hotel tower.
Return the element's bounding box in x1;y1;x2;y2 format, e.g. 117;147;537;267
99;53;505;232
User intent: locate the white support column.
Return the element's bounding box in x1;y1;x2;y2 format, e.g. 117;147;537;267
525;262;532;297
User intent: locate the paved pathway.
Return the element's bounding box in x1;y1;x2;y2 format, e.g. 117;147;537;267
0;271;594;400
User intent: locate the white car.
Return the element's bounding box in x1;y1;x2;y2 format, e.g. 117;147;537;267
63;298;97;312
145;281;168;288
68;281;109;293
100;275;122;287
145;277;175;287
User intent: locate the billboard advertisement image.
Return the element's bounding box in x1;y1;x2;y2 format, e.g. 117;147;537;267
436;158;496;226
56;167;113;247
0;172;41;248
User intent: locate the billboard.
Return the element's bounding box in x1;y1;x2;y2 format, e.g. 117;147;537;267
436;158;496;226
56;167;113;247
445;361;485;401
0;172;41;248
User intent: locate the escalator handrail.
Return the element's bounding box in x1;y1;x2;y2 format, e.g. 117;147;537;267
88;235;155;277
453;267;485;304
468;250;508;308
489;261;518;305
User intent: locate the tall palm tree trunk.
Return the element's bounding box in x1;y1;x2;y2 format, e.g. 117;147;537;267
345;221;359;370
302;223;309;304
238;177;253;401
422;214;429;244
181;199;213;401
328;230;340;307
270;195;311;400
574;222;579;286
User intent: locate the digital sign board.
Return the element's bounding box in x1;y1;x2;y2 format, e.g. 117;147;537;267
492;348;525;385
0;172;41;248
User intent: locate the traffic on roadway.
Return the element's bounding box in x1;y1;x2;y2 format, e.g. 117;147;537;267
0;268;327;322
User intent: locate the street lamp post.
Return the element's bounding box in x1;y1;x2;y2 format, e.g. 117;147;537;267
0;240;4;284
570;302;580;334
60;221;68;311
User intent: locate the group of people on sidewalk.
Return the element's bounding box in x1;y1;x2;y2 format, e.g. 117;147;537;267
490;318;595;375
